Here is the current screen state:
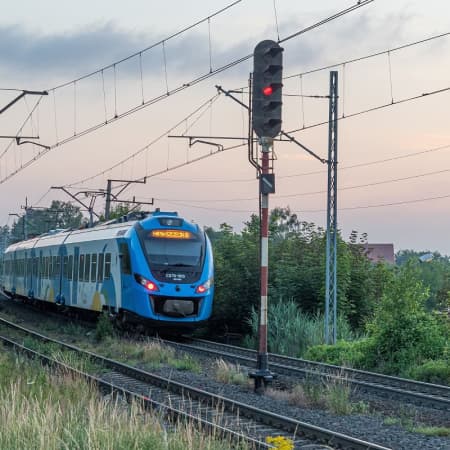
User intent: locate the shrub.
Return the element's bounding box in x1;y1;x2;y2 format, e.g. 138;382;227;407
366;263;447;373
407;359;450;385
95;311;114;341
305;338;374;368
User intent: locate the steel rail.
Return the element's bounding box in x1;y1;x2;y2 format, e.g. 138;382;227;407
163;338;450;411
0;334;269;450
0;316;391;450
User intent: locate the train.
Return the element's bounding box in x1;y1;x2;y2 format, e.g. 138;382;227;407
0;210;214;331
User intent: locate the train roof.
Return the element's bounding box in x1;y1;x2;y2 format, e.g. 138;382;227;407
4;221;136;253
3;211;200;254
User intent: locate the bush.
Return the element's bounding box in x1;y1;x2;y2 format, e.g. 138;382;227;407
407;359;450;385
305;338;374;368
95;312;114;341
366;263;447;373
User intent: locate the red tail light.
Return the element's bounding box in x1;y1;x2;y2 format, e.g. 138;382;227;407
145;281;158;291
135;274;159;292
195;279;212;294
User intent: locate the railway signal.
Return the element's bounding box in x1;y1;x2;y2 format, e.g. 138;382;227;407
252;40;283;138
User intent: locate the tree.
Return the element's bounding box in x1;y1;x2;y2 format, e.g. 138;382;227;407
366;262;447;372
10;200;83;241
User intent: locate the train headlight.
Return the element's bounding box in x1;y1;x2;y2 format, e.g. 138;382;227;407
195;279;211;294
135;274;159;292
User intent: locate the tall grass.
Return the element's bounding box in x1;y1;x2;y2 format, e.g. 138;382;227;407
244;299;362;358
0;351;246;450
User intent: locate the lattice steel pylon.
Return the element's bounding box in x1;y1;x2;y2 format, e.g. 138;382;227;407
325;71;338;345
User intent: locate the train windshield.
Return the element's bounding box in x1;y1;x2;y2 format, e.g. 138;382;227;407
142;236;203;267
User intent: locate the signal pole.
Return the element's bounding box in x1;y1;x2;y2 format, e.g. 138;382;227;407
248;39;283;394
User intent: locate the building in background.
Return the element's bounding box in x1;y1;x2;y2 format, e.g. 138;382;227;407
363;243;395;264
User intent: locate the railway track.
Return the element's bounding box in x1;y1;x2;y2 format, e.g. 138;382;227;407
0;315;391;450
163;337;450;411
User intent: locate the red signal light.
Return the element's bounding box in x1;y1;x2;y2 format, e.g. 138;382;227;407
262;85;273;96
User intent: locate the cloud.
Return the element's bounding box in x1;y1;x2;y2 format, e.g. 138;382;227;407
0;21;257;89
0;10;433;91
0;23;153;78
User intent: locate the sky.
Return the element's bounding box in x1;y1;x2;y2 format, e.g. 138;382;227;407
0;0;449;254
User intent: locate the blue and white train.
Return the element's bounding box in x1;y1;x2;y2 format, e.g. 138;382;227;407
1;211;214;330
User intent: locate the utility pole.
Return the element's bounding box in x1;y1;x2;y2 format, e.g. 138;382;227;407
325;71;339;345
104;177;151;220
51;186;103;227
20;197;30;240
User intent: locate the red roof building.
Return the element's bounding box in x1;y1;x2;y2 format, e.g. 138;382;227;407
362;243;395;264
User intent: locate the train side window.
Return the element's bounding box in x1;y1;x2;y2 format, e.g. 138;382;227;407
104;253;111;279
55;256;61;278
73;254;79;281
63;256;68;278
50;256;54;278
91;254;97;282
119;243;132;275
79;255;84;282
84;254;91;282
97;253;104;281
68;255;73;281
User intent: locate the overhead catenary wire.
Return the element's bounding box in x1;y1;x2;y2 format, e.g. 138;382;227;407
155;189;450;214
0;97;43;160
65;94;221;187
151;157;450;203
284;31;450;81
151;142;450;183
47;0;243;92
0;1;374;186
287;86;450;134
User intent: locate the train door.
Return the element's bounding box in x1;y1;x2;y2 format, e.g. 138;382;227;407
60;253;69;305
31;254;37;299
26;252;32;297
72;247;79;305
118;240;133;309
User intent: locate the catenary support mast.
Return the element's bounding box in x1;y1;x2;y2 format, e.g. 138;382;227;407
325;71;338;344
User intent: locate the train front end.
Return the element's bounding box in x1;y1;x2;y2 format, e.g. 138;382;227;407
132;212;214;329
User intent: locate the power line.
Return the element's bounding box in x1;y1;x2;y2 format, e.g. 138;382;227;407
284;31;450;80
158;190;450;215
303;192;450;213
65;94;221;187
288;86;450;134
152;143;450;183
0;1;373;186
234;30;450;91
48;1;243;92
153;161;450;203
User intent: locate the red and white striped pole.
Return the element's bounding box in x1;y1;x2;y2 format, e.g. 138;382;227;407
250;136;275;394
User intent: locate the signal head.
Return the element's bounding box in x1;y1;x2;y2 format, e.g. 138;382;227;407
252;40;284;138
